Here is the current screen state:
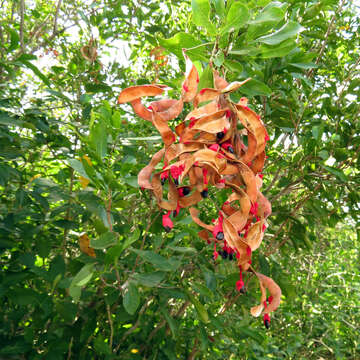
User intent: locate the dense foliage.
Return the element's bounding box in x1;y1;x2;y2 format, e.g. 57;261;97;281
0;0;359;359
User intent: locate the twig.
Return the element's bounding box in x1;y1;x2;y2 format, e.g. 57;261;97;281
106;304;114;349
265;183;321;256
336;56;360;105
66;337;73;360
218;272;254;314
107;189;113;231
53;0;62;35
264;166;283;194
118;297;154;348
63;168;74;258
187;338;199;360
143;300;190;348
210;35;220;63
19;0;25;52
0;25;4;55
132;200;159;273
307;0;346;78
269;176;304;203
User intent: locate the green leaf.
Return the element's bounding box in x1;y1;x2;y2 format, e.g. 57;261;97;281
167;246;197;254
256;21;303;45
289;62;319;69
7;287;38;306
93;335;112;355
192;282;214;299
228;47;260;57
90;232;118;249
249;6;284;24
223;60;243;73
67;159;90;179
258;254;270;276
123;135;162;142
158;33;206;61
0;113;24;127
191;0;216;35
71;263;94;287
17;59;51;87
123;176;139;188
123;282;140;315
46;89;72;103
8;29;20;51
219;2;249;35
318;150;329;160
85;82;112;93
90;121;107;159
238;79;272;97
198;65;213;90
210;0;225;19
260;39;297;58
185;290;209;323
132;271;166;287
202;267;217;291
160;307;179;338
321;165;347;182
122;227;140;247
131;249;181;272
312;125;323;141
213;50;224;67
239;327;264;343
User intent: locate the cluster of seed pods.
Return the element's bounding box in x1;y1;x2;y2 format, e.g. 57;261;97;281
117;53;281;328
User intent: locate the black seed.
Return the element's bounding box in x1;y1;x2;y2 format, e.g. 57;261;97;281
174;178;179;186
216;132;225;140
173;210;178;218
228;146;234;154
239;286;246;294
182;187;190;196
164;226;172;233
221;251;228;259
161;178;166;186
264;319;270;329
201;190;208;198
228;253;233;261
216;231;224;240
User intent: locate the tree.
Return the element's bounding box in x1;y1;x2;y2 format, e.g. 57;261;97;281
0;0;359;359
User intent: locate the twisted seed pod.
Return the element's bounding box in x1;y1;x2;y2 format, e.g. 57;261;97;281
117;53;281;325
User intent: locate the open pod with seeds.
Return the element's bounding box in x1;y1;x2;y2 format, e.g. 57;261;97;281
117;52;280;328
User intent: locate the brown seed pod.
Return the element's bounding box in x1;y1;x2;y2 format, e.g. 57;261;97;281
117;53;280;323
